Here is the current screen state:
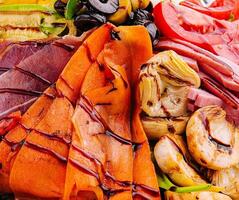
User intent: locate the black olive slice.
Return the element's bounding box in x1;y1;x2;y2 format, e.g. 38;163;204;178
74;12;106;32
54;0;67;16
88;0;119;14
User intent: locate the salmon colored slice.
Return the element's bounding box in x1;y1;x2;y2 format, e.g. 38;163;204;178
10;96;74;198
115;25;153;86
108;25;159;200
8;24;114;198
56;23;114;103
0;111;21;136
103;25;153;86
0;29;92;194
0;88;56;193
64;45;133;200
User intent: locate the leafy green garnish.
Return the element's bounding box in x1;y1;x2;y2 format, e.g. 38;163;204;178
65;0;79;20
157;173;214;193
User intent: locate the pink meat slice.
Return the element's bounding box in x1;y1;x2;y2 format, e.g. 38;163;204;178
0;41;49;75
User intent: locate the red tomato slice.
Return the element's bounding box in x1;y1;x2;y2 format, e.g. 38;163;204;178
181;0;239;20
153;1;239;64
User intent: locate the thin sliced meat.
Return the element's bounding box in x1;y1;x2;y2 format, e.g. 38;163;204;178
0;32;92;194
199;72;239;109
180;55;199;72
0;36;82;120
200;63;239;92
187;88;223;112
8;24;114;198
156;39;233;76
0;41;48;75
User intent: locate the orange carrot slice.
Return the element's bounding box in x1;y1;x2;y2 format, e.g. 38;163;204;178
64;45;133;200
0;88;56;193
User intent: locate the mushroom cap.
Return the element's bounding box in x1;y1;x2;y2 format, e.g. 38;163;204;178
212;165;239;199
141;116;189;139
186;106;239;170
154;135;206;187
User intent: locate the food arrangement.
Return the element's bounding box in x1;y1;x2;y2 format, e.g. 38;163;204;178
0;0;239;199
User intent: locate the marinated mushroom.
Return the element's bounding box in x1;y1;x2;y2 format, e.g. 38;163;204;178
186;106;239;170
165;191;232;200
139;50;200;138
141;116;189;139
211;165;239;199
88;0;119;14
154;135;207;186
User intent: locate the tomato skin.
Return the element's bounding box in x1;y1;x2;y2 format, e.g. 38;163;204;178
181;0;239;20
153;1;239;64
154;2;225;48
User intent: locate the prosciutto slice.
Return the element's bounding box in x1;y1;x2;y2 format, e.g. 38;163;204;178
0;36;82;119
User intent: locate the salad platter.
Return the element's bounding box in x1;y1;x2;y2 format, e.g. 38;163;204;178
0;0;239;199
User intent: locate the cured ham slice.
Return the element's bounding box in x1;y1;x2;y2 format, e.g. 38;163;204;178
187;88;223;112
0;36;83;120
0;41;47;75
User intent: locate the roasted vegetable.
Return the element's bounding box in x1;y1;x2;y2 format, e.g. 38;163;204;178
154;135;207;187
211;165;239;199
141;116;189;139
186;106;239;170
0;4;76;41
139;50;200;138
108;0;132;24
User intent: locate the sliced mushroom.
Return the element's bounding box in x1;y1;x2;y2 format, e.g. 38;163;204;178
186;106;239;170
88;0;119;14
211;165;239;199
165;191;232;200
154;135;207;187
141;116;189;139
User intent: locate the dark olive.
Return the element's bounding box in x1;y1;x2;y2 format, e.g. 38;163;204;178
145;1;153;13
130;9;153;22
74;12;106;33
87;0;119;14
54;0;67;16
127;9;160;46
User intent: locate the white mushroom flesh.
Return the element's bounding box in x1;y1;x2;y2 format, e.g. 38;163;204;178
154;135;206;186
186;106;239;170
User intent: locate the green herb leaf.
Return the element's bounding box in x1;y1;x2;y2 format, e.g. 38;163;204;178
172;184;212;193
65;0;79;19
157;173;175;190
157;172;216;193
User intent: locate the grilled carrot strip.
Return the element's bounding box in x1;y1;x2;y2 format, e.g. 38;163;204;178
0;87;56;193
56;24;114;103
132;91;161;199
64;40;133;200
